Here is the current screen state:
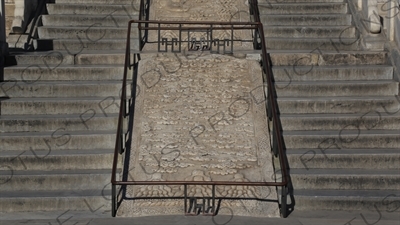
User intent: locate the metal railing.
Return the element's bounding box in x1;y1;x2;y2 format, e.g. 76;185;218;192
111;0;289;218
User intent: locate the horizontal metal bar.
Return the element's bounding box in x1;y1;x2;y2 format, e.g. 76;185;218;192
112;180;287;186
138;26;258;31
132;20;259;25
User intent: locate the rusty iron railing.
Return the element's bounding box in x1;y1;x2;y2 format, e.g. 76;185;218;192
112;1;289;218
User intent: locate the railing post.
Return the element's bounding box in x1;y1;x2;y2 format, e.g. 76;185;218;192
0;0;9;56
112;184;116;217
281;185;288;218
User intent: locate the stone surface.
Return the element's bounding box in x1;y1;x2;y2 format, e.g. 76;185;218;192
119;53;278;217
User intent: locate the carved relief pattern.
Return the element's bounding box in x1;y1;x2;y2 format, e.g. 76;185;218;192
126;54;274;201
144;0;252;51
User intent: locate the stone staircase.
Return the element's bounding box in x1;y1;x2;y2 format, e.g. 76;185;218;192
1;0;139;216
259;0;400;213
1;0;400;222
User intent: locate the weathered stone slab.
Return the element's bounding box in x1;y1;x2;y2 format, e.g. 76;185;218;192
118;53;279;217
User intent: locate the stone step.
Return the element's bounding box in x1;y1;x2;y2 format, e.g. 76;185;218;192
37;26;137;40
290;169;400;190
275;80;398;97
0;190;111;213
280;112;400;131
0;97;120;115
286;148;400;169
272;65;394;82
6;34;29;49
260;0;345;2
47;3;140;15
43;38;139;51
277;96;400;114
0;169;111;191
55;0;138;4
269;51;388;66
261;14;352;26
42;15;135;27
0;114;118;132
4;51;75;66
283;129;400;149
75;51;126;65
264;26;356;38
258;3;348;15
293;189;400;211
265;37;360;51
0;149;114;171
2;211;400;225
4;65;124;81
0;81;125;98
0;130;116;151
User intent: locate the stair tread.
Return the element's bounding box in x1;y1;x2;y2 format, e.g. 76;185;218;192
280;111;400;117
0;148;114;156
0;169;112;176
0;189;111;198
0;130;116;137
39;25;135;29
279;96;398;100
264;25;354;28
0;80;124;85
0;113;119;119
5;64;124;69
266;37;358;40
290;168;400;175
283;129;400;135
275;80;397;85
286;148;400;154
3;96;119;101
293;189;400;197
273;64;392;68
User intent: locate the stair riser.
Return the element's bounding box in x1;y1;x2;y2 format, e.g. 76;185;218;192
266;38;360;51
42;15;135;27
0;174;111;191
0;197;111;213
55;0;138;3
0;83;124;98
288;154;400;169
75;53;126;65
47;4;140;15
4;67;124;82
0;134;115;151
294;196;400;211
0;154;114;171
291;175;400;190
5;53;74;66
0;116;118;132
261;15;352;26
284;134;400;149
281;116;400;131
278;98;400;114
270;52;388;66
0;98;120;115
258;3;348;14
264;27;356;38
276;83;398;97
49;39;140;51
38;27;136;40
272;67;393;82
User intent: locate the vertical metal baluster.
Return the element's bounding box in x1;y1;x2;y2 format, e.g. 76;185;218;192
184;184;187;214
112;184;116;217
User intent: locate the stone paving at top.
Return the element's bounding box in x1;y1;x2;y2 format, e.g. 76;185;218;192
118;0;279;218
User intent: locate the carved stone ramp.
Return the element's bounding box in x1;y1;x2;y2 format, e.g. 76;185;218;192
118;52;279;217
